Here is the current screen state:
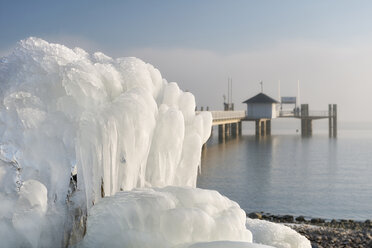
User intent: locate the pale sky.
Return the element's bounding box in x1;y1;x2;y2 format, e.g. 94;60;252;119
1;0;372;122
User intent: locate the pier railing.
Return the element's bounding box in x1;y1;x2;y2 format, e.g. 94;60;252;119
278;110;331;118
196;110;246;124
306;111;330;117
210;110;246;121
278;110;297;117
197;109;331;121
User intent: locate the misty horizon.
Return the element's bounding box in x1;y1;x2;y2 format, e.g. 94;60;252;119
1;0;372;122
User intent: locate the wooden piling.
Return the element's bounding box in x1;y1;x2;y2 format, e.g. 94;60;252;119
231;123;238;136
307;119;312;135
238;121;242;135
225;124;230;136
329;104;333;137
254;119;270;136
301;104;312;136
266;120;271;135
333;104;337;137
255;120;261;136
218;124;225;141
260;120;266;136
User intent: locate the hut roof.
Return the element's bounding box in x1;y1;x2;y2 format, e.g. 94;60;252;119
242;93;279;104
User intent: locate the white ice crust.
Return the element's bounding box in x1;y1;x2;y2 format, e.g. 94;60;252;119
80;187;253;248
0;38;310;248
246;218;311;248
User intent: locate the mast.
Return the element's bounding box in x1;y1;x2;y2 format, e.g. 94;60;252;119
297;80;301;107
230;78;232;107
227;77;230;106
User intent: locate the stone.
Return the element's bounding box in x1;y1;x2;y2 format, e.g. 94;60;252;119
311;218;325;224
296;215;306;222
282;215;294;222
248;212;262;219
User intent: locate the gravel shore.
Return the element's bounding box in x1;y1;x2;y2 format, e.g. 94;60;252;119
291;223;372;248
247;212;372;248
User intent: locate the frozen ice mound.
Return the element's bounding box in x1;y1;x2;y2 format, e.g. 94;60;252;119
79;187;253;248
79;187;311;248
246;218;311;248
0;37;309;248
0;37;212;247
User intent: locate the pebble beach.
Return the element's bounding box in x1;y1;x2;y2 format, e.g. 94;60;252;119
248;212;372;248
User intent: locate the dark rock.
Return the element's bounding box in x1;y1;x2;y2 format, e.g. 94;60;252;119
296;215;306;222
330;219;337;224
282;215;294;222
311;218;325;224
248;212;262;219
262;215;273;221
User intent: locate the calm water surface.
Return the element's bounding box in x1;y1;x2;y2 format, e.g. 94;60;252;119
197;121;372;220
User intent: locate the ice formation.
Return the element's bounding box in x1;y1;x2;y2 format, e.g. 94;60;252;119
0;38;310;248
80;187;252;248
246;218;311;248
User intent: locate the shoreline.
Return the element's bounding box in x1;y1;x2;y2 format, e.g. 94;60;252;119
247;212;372;248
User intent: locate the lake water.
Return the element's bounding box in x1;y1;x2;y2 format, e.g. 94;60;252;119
197;120;372;220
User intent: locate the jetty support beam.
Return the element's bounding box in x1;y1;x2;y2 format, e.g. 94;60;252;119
301;104;312;136
231;123;238;136
328;104;338;138
255;119;271;136
333;104;337;137
238;121;242;135
266;120;271;136
218;124;225;141
255;120;261;136
329;104;333;137
225;124;231;137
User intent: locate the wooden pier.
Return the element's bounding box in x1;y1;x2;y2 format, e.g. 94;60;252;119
281;103;337;137
199;103;337;141
208;111;244;141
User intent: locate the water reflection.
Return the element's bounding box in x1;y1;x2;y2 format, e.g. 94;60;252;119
197;130;372;220
199;134;280;213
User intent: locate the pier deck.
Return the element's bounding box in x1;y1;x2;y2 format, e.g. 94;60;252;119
198;103;337;139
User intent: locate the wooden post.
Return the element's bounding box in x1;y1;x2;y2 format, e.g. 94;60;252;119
255;120;261;136
231;123;237;136
261;120;266;136
225;124;230;136
328;104;333;137
307;119;312;135
333;104;337;137
301;118;306;136
301;104;309;136
266;120;271;135
238;121;242;135
301;104;306;136
218;124;225;141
